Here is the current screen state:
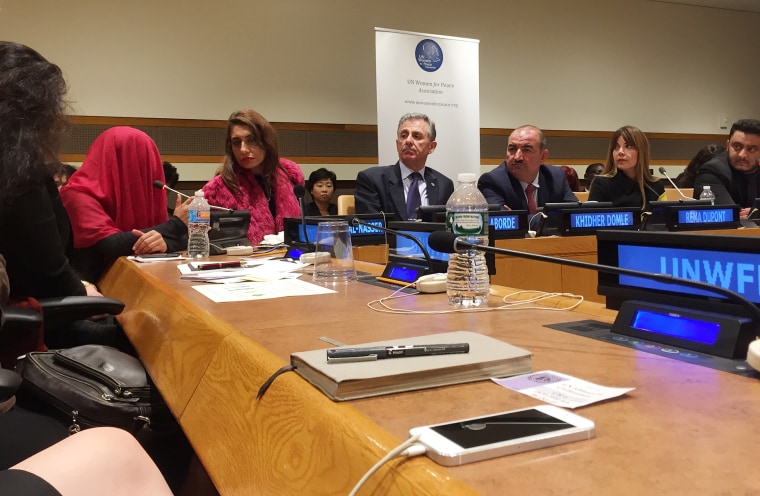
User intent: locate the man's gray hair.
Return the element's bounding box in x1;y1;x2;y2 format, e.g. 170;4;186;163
397;112;436;141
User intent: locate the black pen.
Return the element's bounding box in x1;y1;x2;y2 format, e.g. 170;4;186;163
326;343;469;363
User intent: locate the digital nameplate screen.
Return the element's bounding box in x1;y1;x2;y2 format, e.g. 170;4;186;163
395;230;450;262
630;309;721;345
660;204;739;231
559;207;639;235
676;208;735;225
616;244;760;304
292;224;318;244
569;211;635;229
289;218;385;244
488;211;528;239
490;213;521;231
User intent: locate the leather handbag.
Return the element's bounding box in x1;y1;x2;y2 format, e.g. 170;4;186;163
15;344;173;434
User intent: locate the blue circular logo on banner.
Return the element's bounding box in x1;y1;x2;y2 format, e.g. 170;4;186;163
415;39;443;72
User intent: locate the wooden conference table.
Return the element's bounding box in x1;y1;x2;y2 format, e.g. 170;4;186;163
99;258;760;496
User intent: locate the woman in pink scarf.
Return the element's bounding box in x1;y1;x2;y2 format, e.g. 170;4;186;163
202;110;304;245
60;127;190;281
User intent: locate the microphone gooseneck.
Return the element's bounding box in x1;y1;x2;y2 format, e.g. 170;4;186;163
658;167;693;201
293;185;311;250
351;217;434;274
152;180;234;211
428;230;760;338
153;180;192;200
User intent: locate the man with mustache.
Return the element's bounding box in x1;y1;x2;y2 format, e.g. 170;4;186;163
477;125;577;214
694;119;760;219
355;113;454;220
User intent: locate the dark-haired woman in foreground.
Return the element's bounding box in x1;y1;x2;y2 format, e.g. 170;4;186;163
0;41;99;300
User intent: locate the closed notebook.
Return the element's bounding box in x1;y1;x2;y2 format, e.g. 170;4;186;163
290;331;532;401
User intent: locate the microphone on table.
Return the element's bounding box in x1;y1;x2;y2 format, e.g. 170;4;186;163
152;180;233;211
350;217;434;274
658;167;694;201
428;230;760;341
293;185;312;251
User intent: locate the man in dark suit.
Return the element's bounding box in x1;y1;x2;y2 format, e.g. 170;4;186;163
694;119;760;219
477;125;577;214
355;113;454;220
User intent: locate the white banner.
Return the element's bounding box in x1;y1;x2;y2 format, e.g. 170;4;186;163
375;27;481;182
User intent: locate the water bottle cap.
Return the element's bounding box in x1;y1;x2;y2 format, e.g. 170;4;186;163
457;173;477;183
194;190;205;197
703;185;711;190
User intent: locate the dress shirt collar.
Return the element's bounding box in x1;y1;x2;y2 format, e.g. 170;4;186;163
399;161;425;182
518;175;540;191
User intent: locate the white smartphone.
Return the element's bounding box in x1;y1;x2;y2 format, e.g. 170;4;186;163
409;405;595;466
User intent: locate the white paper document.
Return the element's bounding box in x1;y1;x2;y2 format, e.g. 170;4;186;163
130;255;188;263
177;260;306;283
192;278;335;302
492;370;634;409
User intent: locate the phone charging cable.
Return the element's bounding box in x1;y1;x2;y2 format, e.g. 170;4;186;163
348;433;426;496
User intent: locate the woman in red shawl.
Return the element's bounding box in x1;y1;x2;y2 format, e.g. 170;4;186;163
202;110;304;245
60;127;190;281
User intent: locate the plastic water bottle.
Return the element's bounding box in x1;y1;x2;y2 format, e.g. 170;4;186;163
445;173;490;307
187;190;211;258
699;185;715;205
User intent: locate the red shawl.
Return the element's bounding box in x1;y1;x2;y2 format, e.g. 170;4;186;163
60;127;168;248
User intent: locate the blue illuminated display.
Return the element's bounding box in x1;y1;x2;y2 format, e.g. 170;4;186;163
570;211;634;229
286;247;304;259
387;265;420;283
631;309;720;345
396;231;450;262
617;244;760;303
677;208;734;224
349;219;384;236
489;214;520;231
293;224;319;244
292;219;384;243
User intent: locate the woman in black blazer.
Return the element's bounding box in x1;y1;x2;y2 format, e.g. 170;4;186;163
588;125;665;209
304;168;338;216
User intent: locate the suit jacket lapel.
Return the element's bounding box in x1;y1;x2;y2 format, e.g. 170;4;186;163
508;173;528;210
425;170;440;205
536;170;548;206
389;163;408;220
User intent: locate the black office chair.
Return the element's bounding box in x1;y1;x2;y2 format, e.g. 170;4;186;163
1;295;127;363
0;305;36;410
0;295;126;412
33;296;126;348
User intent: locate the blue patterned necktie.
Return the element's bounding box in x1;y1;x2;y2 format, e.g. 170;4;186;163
406;172;422;220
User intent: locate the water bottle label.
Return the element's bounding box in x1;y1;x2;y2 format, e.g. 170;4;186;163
447;212;488;236
188;210;211;223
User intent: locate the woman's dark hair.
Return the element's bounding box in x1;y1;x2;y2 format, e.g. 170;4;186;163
306;168;337;193
561;166;582;192
162;161;180;188
0;41;69;204
675;144;726;189
218;109;281;195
